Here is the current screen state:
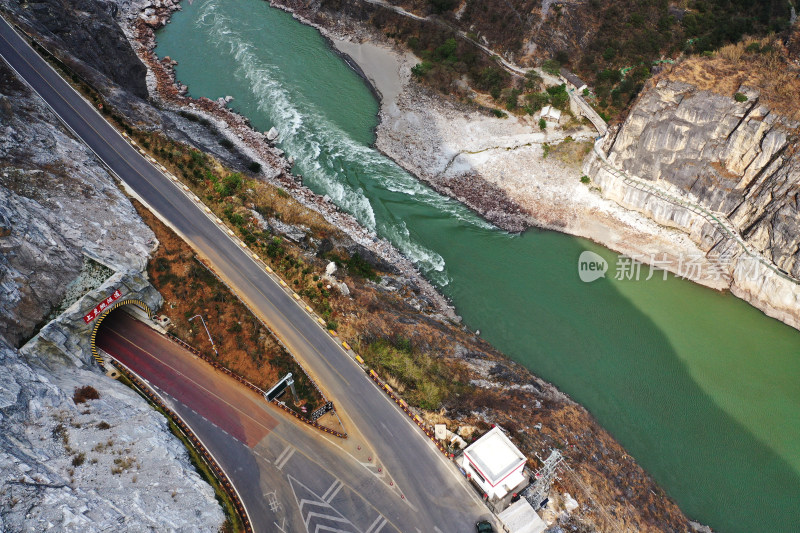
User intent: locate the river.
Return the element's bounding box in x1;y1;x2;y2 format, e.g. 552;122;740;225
155;1;800;530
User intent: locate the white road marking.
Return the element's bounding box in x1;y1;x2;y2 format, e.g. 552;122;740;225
304;512;352;529
322;479;343;503
365;515;387;533
265;490;282;513
275;446;296;470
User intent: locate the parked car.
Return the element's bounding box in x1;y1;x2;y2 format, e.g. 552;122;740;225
476;520;495;533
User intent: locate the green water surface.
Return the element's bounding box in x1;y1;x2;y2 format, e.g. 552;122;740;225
156;1;800;530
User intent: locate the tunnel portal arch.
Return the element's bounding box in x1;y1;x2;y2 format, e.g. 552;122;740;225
90;299;154;369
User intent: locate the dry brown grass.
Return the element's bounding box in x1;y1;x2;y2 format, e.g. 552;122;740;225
133;200;324;411
72;386;100;404
659;36;800;121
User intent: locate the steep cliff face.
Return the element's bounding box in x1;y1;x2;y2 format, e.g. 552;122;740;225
0;60;224;530
4;0;149;98
0;62;154;347
603;79;800;278
585;77;800;328
0;341;223;532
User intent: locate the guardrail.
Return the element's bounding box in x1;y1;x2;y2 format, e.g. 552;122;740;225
107;358;253;533
364;368;453;459
592;137;799;285
165;332;347;439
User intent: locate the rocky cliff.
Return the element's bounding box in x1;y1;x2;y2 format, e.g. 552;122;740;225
585;76;800;328
3;0;148;98
0;61;155;347
0;57;225;531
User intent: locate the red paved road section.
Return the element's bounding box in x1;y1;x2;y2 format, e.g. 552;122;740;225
96;311;278;447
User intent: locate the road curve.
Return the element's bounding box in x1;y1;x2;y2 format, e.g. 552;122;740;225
0;15;489;532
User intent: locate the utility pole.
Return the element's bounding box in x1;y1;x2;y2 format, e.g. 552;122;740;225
523;449;563;509
189;314;218;357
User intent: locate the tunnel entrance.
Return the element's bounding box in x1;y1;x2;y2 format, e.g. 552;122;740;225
91;299;154;370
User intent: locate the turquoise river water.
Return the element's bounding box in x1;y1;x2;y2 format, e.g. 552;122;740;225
156;1;800;530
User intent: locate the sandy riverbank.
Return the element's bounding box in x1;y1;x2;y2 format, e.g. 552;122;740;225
325;26;800;332
325;33;727;289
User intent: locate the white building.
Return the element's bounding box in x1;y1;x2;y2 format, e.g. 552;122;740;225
458;427;528;502
498;499;547;533
539;105;562;123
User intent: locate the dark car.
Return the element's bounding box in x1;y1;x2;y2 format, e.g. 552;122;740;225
476;520;495;533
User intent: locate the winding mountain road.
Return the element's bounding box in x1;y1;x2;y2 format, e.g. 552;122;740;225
0;15;490;532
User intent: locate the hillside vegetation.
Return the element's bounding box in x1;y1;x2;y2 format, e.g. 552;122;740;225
659;34;800;120
357;0;798;118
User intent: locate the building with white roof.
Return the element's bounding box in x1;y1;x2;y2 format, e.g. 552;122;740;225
458;427;528;503
539;105;562;123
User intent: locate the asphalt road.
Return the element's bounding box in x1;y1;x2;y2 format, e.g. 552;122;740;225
0;15;490;532
98;311;415;532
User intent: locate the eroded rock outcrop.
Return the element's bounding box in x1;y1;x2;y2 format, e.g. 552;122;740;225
0;63;155;347
585;78;800;328
3;0;149;98
0;59;224;531
0;341;223;532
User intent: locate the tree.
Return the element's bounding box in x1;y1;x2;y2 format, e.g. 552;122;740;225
525;92;549;112
542;59;561;76
222;172;242;196
411;62;433;78
525;71;543;92
434;38;458;62
546;84;569;110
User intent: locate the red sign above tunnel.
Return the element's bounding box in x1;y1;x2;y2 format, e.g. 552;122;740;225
83;289;123;323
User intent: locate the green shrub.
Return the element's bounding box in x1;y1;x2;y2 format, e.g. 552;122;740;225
433;38;458;62
504;88;521;111
525;92;549;112
524;71;542;91
475;66;504;92
428;0;456;14
490;108;507;118
542;59;561;76
734;92;748;102
580;175;591;184
219;138;234;149
546;83;569;109
221;172;242;196
745;42;762;54
539;118;547;130
248;161;262;173
346;253;379;282
411;62;433;78
266;237;284;258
